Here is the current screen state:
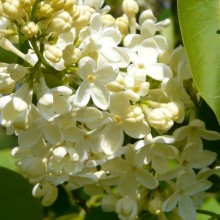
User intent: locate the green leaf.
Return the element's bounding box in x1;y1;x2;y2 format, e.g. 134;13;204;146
0;47;17;64
177;0;220;123
0;167;43;220
0;149;18;171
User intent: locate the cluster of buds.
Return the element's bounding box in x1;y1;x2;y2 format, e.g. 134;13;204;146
0;0;220;219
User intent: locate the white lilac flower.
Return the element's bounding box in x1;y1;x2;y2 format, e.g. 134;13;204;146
0;82;32;129
162;169;212;220
134;135;178;174
0;1;220;219
180;143;217;169
37;78;72;121
48;144;83;175
117;147;158;197
44;29;76;70
99;93;150;155
0;63;16;94
142;101;185;132
173;119;220;146
123;70;150;101
79;13;130;67
74;56;118;110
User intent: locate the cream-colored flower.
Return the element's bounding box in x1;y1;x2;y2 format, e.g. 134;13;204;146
0;63;15;94
0;82;32;128
134;135;178;174
115;147;158;197
173;119;220;146
80;13;130;67
74;56;118;110
163;169;212;220
37;78;72;121
99;93;150;155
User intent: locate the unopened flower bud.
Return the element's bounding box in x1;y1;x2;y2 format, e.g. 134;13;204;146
166;101;184;123
106;74;124;92
49;0;65;9
20;0;35;11
72;6;93;28
116;15;129;37
70;4;80;20
36;3;54;18
45;45;63;63
102;14;115;27
3;0;24;20
21;22;39;38
115;197;138;220
122;0;139;17
49;11;72;34
144;106;173;131
32;183;58;206
0;71;15;94
148;191;163;215
139;9;157;26
126;106;144;123
63;0;76;11
63;44;81;66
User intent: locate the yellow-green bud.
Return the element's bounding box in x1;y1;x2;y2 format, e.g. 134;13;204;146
102;14;115;27
116;15;129;37
45;44;63;63
49;11;72;34
122;0;139;17
3;0;25;20
36;3;54;18
63;44;81;66
21;22;39;38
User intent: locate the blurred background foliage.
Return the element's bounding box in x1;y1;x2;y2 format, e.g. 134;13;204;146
0;0;220;220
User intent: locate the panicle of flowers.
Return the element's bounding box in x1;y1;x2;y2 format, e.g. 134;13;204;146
0;0;220;219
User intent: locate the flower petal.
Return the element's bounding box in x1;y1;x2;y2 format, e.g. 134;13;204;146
146;63;173;81
162;192;179;212
90;13;102;33
74;81;90;107
91;82;110;110
101;27;122;46
118;172;138;197
135;169;158;189
78;57;96;79
100;123;124;155
178;195;196;220
95;65;118;83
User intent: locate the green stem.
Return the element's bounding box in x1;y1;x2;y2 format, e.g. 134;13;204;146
30;0;43;21
29;38;58;73
197;209;220;220
72;191;90;213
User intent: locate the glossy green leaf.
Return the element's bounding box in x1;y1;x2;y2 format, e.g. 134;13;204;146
0;167;43;220
177;0;220;123
0;149;18;171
